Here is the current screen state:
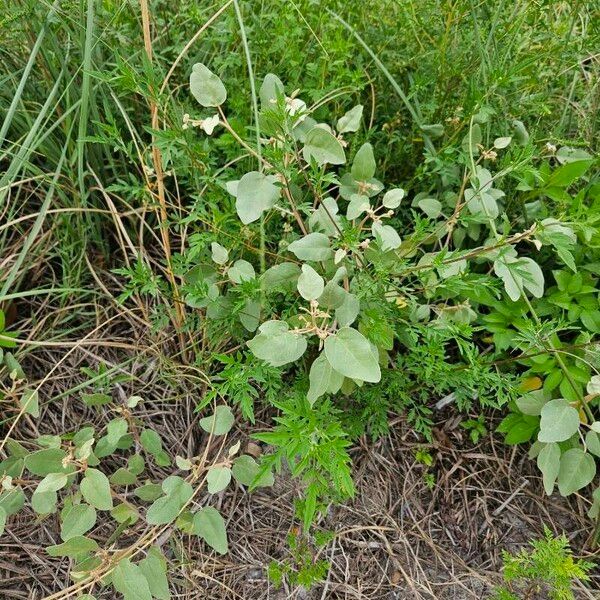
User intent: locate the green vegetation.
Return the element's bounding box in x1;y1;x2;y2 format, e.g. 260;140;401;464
0;0;598;597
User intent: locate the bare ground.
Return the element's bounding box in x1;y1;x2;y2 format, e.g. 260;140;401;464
1;299;599;599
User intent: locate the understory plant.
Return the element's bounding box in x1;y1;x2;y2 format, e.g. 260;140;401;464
177;62;599;529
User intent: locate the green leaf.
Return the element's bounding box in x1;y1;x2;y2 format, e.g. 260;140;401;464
335;293;360;327
324;327;381;383
346;194;370;220
372;221;401;252
112;558;153;600
537;399;580;443
493;136;512;149
287;233;332;262
417;198;442;219
247;320;307;367
19;389;39;417
36;472;68;494
307;353;344;405
82;393;112;407
234;171;280;225
190;63;226;107
516;390;547;416
336;105;363;133
138;547;171;600
382;188;404;209
0;488;25;516
134;483;163;502
585;431;600;458
206;466;232;494
47;535;98;558
297;264;324;300
210;242;228;265
31;488;58;514
61;504;97;541
80;468;113;511
259;73;284;107
351;143;376;181
111;502;139;524
302;127;346;166
512;119;529;145
228;259;255;284
24;448;70;476
546;159;593;188
261;262;301;292
199;405;235;435
146;495;181;525
0;506;5;536
557;448;596;496
231;455;274;488
421;123;444;138
110;468;137;486
193;506;228;555
537;443;560;495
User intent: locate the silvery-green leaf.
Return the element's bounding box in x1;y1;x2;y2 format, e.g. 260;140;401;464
512;119;529;145
19;389;39;417
47;535;99;559
207;467;232;494
193;507;228;554
247;320;307;367
324;327;381;383
335;293;360;327
239;299;260;332
309;197;341;236
592;421;600;433
586;431;600;458
287;233;332;261
372;221;401;252
556;146;592;164
31;488;58;514
60;504;97;541
228;259;255;283
382;188;404;209
112;558;152;600
139;547;171;600
421;123;444;138
516;390;548;416
235;172;280;225
36;472;68;494
25;448;70;476
537;442;560;495
557;448;596;496
307;353;344;405
318;280;346;309
302;127;346;165
538;399;580;443
587;376;600;395
232;455;274;487
211;242;228;265
297;264;325;300
225;180;239;196
199;405;234;436
259;73;284;107
346;194;370;220
261;262;300;292
464;188;499;219
111;502;140;525
334;249;346;264
351;143;376;181
494;136;512;149
80;468;113;511
336;105;363;133
0;507;5;536
190;63;227;107
417;198;442;218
